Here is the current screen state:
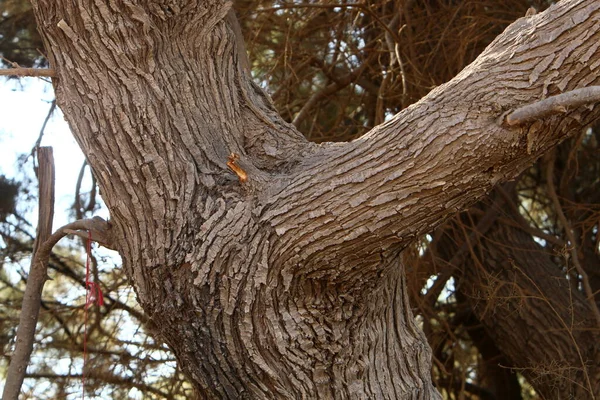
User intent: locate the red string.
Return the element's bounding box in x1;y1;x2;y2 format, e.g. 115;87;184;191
83;230;104;399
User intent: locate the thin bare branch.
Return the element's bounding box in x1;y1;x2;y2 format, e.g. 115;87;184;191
292;63;369;127
505;86;600;126
32;100;57;155
25;372;171;398
545;150;600;327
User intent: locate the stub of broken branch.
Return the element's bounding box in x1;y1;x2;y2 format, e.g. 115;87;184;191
55;216;115;251
0;67;56;77
28;217;116;266
227;153;248;183
504;86;600;126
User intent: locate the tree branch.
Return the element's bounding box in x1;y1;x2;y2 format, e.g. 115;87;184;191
2;174;114;400
0;68;55;77
292;62;368;127
3;147;55;400
24;372;171;398
263;0;600;279
47;217;115;252
505;86;600;126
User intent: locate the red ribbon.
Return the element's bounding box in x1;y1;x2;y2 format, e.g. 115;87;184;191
83;230;103;399
85;281;104;308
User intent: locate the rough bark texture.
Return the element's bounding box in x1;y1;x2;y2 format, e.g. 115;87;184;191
29;0;600;398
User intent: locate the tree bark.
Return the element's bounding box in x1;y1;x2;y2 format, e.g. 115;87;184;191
28;0;600;398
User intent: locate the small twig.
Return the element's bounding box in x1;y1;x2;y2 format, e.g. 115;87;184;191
423;184;512;306
382;11;408;108
545;150;600;327
253;4;401;43
73;161;98;220
505;86;600;126
74;161;88;219
395;42;408;104
313;59;380;96
293;81;342;128
496;185;566;248
32;100;57;153
0;68;56;77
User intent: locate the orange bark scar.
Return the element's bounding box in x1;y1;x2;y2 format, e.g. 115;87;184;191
227;153;248;183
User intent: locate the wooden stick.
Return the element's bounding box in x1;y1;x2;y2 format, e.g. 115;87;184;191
2;147;55;400
0;68;56;77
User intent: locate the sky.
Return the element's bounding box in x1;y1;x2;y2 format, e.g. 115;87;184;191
0;76;108;227
0;77;125;399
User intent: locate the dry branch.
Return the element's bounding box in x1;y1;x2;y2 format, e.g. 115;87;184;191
2;147;55;400
505;86;600;126
545;150;600;327
2;152;113;400
0;68;55;77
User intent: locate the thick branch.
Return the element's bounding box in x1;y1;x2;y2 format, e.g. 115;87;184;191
263;0;600;280
28;0;309;276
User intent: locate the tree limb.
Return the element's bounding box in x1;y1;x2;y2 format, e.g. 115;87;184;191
505;86;600;126
61;217;115;250
263;0;600;278
2;190;114;400
2;147;55;400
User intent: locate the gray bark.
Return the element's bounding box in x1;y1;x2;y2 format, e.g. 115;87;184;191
27;0;600;398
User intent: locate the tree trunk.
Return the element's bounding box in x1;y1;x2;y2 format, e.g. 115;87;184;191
434;185;600;399
29;0;600;398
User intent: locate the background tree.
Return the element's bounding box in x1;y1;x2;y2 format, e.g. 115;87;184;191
1;0;599;399
0;0;44;67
